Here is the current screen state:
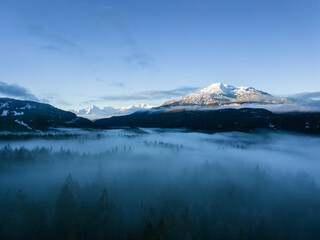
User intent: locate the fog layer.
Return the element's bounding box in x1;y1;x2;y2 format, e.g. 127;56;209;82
0;129;319;240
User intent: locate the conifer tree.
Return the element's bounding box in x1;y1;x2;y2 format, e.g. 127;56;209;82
9;189;27;240
95;189;114;240
237;226;244;240
75;205;88;240
53;184;77;240
156;218;168;240
142;219;155;240
24;201;44;240
0;224;4;240
256;215;268;240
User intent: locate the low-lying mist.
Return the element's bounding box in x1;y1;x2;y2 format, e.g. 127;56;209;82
0;129;319;240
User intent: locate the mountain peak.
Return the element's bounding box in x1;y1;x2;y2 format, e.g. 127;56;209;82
200;83;236;94
77;105;113;116
89;105;100;110
162;83;290;107
76;103;155;120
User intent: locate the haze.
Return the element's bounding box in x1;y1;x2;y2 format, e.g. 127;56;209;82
0;129;320;239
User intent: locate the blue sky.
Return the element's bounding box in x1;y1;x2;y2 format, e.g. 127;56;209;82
0;0;319;109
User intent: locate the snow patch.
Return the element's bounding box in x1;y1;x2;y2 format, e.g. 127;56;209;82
13;111;24;116
0;102;9;109
20;104;33;110
66;118;80;124
14;120;33;130
305;122;310;129
1;110;8;116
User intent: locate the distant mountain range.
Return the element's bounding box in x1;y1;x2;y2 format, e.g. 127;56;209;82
77;105;117;117
75;103;155;120
75;83;292;119
0;83;319;134
162;83;291;107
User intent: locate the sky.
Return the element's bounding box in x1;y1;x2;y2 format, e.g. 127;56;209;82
0;0;319;110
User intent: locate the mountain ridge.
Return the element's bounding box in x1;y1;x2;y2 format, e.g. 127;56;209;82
0;98;92;131
163;83;291;107
75;103;155;119
94;108;320;134
1;83;319;134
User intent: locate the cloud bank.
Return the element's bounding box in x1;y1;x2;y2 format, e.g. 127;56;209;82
293;91;320;99
101;86;198;101
0;81;38;101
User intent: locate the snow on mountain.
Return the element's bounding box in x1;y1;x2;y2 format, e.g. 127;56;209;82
111;103;155;117
76;104;155;120
77;105;117;116
102;107;118;115
163;83;291;107
119;103;155;112
0;98;91;131
0;100;31;117
1;110;8;116
14;119;33;130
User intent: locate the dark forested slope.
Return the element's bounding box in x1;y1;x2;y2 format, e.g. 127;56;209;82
94;108;320;134
0;98;92;131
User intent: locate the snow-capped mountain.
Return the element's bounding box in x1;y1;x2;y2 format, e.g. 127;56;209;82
112;103;155;117
0;98;91;131
76;103;155;120
77;105;117;116
162;83;291;107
